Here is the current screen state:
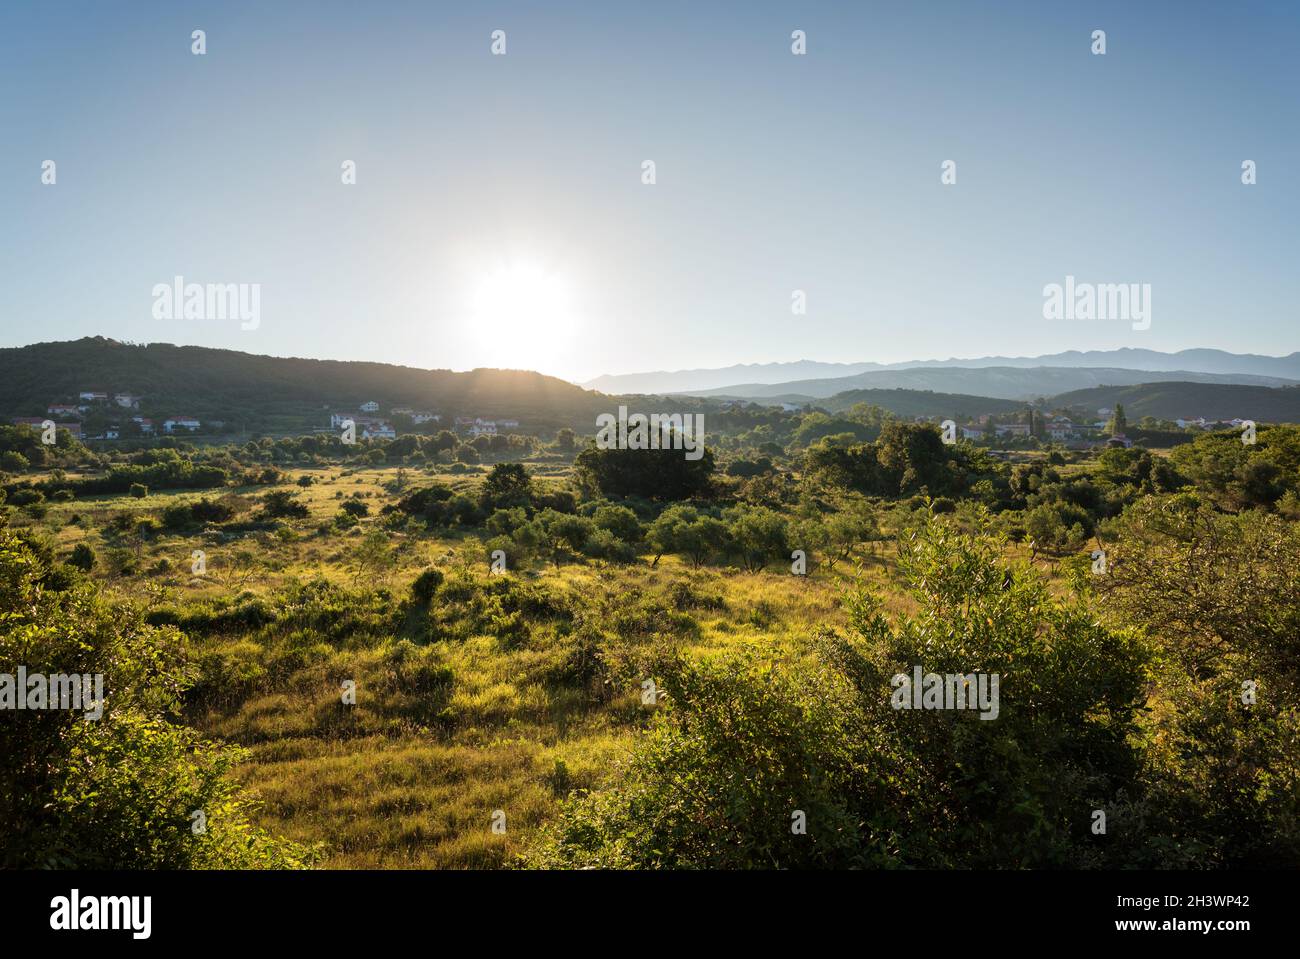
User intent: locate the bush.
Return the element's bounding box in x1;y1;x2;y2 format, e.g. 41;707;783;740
129;483;148;499
68;543;96;571
530;514;1151;869
410;568;445;604
0;527;316;868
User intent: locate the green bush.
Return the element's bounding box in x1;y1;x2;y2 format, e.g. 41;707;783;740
0;527;316;868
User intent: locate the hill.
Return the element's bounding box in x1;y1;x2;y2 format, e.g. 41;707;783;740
0;338;616;432
1048;382;1300;422
804;388;1025;419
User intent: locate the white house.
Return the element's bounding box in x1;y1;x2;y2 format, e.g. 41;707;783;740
361;422;396;440
132;416;155;434
961;427;984;440
163;416;201;433
114;393;143;409
47;403;80;417
79;391;108;402
360;401;380;413
468;422;497;438
496;418;519;428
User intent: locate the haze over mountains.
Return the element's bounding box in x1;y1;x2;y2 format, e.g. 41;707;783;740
686;367;1297;403
584;349;1300;398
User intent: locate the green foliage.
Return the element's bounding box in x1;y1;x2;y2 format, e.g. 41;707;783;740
574;445;715;500
0;527;315;868
1096;498;1300;865
260;489;309;519
531;515;1159;869
68;543;96;571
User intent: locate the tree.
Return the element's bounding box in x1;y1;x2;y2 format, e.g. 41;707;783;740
534;509;594;566
350;530;397;584
481;462;533;511
1107;404;1128;437
573;445;714;500
645;505;727;567
723;504;788;572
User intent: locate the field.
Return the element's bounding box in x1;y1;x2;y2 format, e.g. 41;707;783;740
23;465;875;866
5;420;1300;870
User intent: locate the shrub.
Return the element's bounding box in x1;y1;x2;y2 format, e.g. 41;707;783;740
410;568;445;604
0;527;316;868
68;543;96;571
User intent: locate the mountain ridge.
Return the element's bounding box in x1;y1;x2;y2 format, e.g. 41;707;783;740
584;348;1300;395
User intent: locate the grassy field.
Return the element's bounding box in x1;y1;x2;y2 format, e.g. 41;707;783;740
22;465;911;867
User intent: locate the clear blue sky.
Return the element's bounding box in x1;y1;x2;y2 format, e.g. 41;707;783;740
1;0;1296;382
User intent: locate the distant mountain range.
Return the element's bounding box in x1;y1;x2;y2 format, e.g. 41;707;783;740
584;349;1300;396
685;366;1297;403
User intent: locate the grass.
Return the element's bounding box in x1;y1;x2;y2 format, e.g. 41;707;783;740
11;463;1086;867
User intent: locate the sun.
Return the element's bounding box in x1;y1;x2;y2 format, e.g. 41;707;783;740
468;261;575;373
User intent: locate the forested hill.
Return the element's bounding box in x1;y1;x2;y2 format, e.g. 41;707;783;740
1048;382;1300;422
0;337;616;430
817;388;1026;418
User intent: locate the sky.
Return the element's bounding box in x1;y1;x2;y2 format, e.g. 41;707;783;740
1;0;1297;383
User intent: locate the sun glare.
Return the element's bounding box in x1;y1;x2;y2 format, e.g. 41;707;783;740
468;262;575;374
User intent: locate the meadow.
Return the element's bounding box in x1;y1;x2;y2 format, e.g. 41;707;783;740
4;418;1299;869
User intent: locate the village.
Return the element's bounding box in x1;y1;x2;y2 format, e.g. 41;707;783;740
10;392;522;445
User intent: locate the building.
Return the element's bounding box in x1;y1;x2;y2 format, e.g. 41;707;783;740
12;416;48;427
78;391;108;402
392;407;440;424
47;403;81;417
995;423;1032;437
361;422;396;440
496;418;519;428
468;421;497;438
114;393;143;409
1047;420;1078;441
132;416;155;435
1106;434;1133;449
360;401;380;413
331;412;389;429
163;416;201;433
